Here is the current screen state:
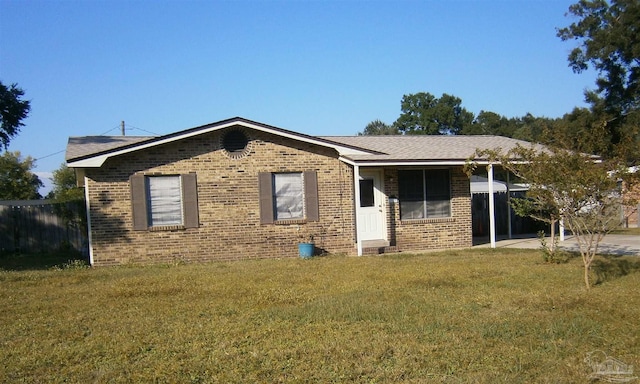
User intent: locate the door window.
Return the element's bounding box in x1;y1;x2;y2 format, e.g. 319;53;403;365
360;179;375;207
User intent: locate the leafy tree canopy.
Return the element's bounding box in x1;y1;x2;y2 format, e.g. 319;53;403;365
0;81;31;150
394;92;474;135
558;0;640;115
47;163;84;202
558;0;640;161
47;163;87;232
0;151;43;200
359;119;399;135
460;111;514;136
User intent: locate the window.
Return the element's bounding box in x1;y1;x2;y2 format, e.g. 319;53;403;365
258;171;319;224
147;176;183;226
359;179;375;207
398;169;451;220
130;174;199;230
273;173;304;220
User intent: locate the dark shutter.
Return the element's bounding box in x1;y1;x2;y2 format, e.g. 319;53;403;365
258;172;274;224
130;174;148;230
304;171;319;222
182;173;199;228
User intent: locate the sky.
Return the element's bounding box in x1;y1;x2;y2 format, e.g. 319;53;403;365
1;0;597;194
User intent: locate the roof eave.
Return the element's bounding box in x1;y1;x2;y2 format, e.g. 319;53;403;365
341;157;472;167
68;156;110;168
67;117;378;168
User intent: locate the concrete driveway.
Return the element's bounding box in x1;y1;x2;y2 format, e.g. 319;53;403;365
475;234;640;256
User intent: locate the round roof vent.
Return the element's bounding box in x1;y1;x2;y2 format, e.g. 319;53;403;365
221;129;250;158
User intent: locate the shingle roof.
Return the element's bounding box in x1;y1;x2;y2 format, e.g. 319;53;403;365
65;136;154;161
322;135;534;162
65;117;378;167
66;117;537;167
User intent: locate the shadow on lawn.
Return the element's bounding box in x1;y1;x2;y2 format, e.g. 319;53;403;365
592;256;640;285
0;247;88;271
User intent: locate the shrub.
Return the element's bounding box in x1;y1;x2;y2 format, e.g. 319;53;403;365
538;231;570;263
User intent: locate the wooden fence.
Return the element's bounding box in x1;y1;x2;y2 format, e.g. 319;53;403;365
0;200;87;254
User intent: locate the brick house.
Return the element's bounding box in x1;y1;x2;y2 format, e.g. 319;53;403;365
66;117;530;266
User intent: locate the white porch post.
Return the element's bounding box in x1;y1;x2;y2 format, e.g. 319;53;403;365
354;164;363;256
506;171;512;239
84;176;94;266
488;164;496;248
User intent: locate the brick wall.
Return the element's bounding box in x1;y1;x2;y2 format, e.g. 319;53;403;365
84;127;356;265
83;127;475;266
623;182;639;228
382;167;472;251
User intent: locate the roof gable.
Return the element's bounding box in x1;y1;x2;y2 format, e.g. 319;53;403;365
66;117;378;167
66;116;540;168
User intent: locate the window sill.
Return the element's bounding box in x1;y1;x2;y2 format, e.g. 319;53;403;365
400;217;454;224
273;219;308;225
148;225;186;232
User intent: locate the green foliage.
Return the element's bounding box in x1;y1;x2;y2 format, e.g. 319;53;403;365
558;0;640;161
50;258;89;271
0;81;31;149
468;139;637;289
48;163;84;202
461;110;515;136
359;119;399;135
0;248;86;271
558;0;640;116
394;92;474;135
47;163;87;235
359;91;629;161
538;231;570;264
1;251;639;382
0;151;43;200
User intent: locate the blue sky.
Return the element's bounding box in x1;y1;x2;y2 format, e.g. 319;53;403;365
1;0;596;193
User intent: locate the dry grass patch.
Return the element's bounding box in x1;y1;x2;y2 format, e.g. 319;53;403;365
1;249;639;383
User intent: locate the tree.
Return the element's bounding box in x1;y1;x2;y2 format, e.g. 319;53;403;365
47;163;87;237
546;108;610;154
462;110;516;136
394;92;474;135
468;143;637;290
48;163;84;202
0;151;43;200
359;119;399;135
557;0;640;160
0;81;31;150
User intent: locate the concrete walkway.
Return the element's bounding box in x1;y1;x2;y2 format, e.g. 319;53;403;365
474;234;640;256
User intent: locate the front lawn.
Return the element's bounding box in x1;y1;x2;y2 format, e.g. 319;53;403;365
1;249;638;383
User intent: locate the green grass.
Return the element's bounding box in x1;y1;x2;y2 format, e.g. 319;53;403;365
0;247;87;271
611;227;640;235
1;249;639;383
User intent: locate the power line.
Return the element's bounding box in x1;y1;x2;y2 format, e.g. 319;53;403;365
34;122;159;164
126;124;159;135
98;124;122;136
35;149;66;162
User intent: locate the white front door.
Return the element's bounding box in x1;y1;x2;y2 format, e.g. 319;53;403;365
357;170;386;241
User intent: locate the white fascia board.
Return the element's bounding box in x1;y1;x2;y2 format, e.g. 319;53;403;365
68;155;110;168
340;159;470;167
68;120;372;168
338;156;357;166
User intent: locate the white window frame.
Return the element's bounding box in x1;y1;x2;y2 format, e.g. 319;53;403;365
146;175;184;227
272;172;305;220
